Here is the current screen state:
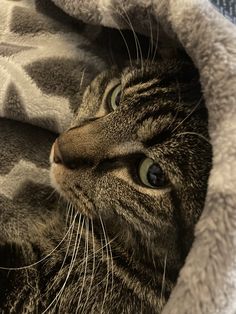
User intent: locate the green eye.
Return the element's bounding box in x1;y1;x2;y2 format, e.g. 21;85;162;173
138;158;166;188
108;84;122;111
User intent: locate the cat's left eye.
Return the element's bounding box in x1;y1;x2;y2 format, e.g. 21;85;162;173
138;158;166;188
108;84;122;111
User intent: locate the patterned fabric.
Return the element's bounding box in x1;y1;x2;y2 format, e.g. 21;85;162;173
0;0;109;133
1;0;236;313
0;0;108;248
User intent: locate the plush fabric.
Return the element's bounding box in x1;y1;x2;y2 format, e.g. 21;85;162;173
1;0;236;313
0;0;110;245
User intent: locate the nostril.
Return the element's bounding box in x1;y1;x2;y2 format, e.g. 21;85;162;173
53;139;63;164
52;131;96;170
52;138;83;169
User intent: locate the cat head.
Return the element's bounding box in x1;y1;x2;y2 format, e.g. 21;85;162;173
50;57;212;271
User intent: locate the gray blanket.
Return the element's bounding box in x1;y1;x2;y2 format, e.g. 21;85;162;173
1;0;236;313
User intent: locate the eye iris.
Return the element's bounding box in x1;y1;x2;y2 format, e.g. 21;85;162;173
138;157;166;188
110;84;122;110
115;91;121;107
147;164;165;187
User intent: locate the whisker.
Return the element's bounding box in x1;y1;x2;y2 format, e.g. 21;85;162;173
167;80;181;130
99;215;111;314
114;5;142;69
176;131;211;145
56;212;80;312
78;235;117;297
76;217;90;313
172;97;203;132
43;216;84;313
65;202;72;227
0;213;78;271
56;211;79;312
80;68;86;89
86;238;116;265
151;16;160;64
119;5;144;74
60;212;81;273
160;253;167;302
117;28;133;68
49;215;82;312
81;219;96;313
147;11;154;61
110;4;133;67
115;6;139;63
107;239;114;303
100;237;104;261
68;203;76;228
46;188;57;200
76;236;116;270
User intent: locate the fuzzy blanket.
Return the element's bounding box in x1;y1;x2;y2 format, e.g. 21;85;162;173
1;0;236;313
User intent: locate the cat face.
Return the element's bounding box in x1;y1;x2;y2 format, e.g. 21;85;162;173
50;58;212;270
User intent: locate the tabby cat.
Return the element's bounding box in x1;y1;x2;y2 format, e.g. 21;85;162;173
0;50;212;313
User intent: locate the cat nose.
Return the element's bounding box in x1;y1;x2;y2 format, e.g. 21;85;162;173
53;139;63;164
53;137;82;169
52;121;105;169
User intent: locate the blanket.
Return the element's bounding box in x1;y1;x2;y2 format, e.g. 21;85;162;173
0;0;236;313
0;0;116;245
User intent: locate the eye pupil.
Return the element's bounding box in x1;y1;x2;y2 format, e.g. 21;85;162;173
147;164;165;187
138;157;166;188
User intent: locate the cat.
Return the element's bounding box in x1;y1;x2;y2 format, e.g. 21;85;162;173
0;52;212;312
